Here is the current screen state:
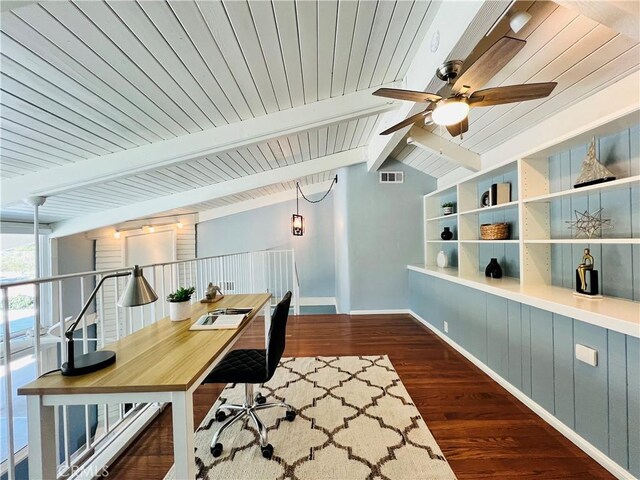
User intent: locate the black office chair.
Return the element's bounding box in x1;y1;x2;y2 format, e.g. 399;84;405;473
203;291;295;459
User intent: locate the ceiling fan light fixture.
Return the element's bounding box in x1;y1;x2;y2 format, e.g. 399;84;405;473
432;100;469;126
510;11;532;34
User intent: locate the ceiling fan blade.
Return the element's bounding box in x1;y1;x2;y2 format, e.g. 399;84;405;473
468;82;557;107
453;36;526;93
379;109;432;135
373;88;442;103
446;117;469;138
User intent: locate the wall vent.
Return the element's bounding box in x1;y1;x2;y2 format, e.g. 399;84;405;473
379;171;404;184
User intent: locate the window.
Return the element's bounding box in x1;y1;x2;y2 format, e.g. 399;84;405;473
0;231;51;468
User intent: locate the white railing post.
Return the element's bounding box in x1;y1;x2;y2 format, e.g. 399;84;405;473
2;288;16;480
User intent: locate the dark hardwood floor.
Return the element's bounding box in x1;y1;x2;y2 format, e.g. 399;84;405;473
107;314;614;479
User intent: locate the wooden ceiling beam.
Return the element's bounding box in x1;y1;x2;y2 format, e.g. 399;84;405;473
49;148;365;237
1;87;395;208
408;126;481;172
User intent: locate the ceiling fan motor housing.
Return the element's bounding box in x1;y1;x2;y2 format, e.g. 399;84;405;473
435;60;463;82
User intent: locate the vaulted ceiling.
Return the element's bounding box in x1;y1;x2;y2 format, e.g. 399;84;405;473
0;0;637;235
392;0;640;178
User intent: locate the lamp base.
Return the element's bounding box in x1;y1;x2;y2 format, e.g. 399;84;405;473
61;350;116;376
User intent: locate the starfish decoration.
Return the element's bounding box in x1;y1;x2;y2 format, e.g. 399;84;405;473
566;208;612;239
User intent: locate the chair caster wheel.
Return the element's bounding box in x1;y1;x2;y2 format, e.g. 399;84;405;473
215;410;227;421
261;444;273;459
211;442;223;457
285;410;296;421
255;393;266;404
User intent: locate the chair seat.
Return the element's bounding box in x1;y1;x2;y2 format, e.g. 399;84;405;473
205;349;268;384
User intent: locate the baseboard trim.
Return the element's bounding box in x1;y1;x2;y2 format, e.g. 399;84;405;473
299;296;336;307
408;310;634;480
350;309;412;315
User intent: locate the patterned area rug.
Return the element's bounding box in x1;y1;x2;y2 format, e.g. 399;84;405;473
166;355;456;480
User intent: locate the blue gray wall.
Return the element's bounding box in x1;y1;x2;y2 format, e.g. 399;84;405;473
197;192;336;298
549;125;640;301
409;270;639;478
334;160;437;311
333;167;352;313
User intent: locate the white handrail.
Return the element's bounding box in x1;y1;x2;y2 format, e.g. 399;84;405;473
0;248;300;479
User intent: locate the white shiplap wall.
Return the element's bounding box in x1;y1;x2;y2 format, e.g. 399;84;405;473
94;222;196;342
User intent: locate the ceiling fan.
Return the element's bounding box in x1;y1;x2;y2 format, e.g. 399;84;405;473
373;36;557;138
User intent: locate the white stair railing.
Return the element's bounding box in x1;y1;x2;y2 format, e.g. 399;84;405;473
0;249;299;480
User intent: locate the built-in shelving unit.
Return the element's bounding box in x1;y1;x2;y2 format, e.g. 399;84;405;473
418;120;640;337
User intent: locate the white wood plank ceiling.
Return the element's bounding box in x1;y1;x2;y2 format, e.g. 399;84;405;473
0;114;378;223
0;0;436;225
392;1;640;177
2;0;637;230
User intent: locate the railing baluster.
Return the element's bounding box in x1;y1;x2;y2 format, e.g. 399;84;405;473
34;283;42;376
2;288;16;480
80;277;88;356
150;267;157;322
62;406;71;467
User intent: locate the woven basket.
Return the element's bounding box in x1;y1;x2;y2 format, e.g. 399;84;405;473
480;223;509;240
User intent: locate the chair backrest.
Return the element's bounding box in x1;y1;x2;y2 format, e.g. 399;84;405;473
266;291;292;380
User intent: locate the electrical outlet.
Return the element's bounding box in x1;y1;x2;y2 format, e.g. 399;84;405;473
444;321;449;333
576;344;598;366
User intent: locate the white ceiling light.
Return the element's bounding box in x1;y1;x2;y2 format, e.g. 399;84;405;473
432;100;469;126
510;11;532;34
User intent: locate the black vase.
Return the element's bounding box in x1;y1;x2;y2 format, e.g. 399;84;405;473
485;258;503;279
440;227;454;240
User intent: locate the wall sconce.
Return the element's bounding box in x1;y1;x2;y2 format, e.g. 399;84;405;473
291;213;304;236
114;230;121;239
176;221;184;229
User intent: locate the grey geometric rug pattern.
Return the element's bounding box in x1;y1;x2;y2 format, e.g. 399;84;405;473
165;355;457;480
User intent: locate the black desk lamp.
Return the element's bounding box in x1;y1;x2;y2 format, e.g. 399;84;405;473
61;265;158;376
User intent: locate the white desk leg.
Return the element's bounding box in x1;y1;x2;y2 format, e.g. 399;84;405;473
263;302;271;348
172;390;196;479
27;396;56;480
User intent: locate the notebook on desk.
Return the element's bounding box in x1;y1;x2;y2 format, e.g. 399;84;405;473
189;307;253;330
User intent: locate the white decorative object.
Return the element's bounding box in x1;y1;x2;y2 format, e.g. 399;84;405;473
436;251;448;268
169;301;191;321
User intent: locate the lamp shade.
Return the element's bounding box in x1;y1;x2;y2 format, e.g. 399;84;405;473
432;100;469;126
117;265;158;307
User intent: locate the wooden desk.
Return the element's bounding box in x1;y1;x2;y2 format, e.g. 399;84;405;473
19;293;271;480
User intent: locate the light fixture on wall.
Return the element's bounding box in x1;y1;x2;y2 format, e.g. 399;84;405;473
177;221;184;229
114;230;121;239
291;175;338;237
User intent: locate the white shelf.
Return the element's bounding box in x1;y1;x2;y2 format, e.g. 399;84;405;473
460;239;520;244
523;175;640;204
525;238;640;244
460;200;519;215
425;240;457;244
425;213;458;222
408;264;640;338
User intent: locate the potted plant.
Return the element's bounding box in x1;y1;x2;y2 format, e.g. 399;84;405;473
442;202;455;216
167;286;195;321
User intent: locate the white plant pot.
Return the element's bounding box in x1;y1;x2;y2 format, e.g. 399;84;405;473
169;300;191;321
442;206;453;216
